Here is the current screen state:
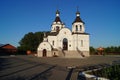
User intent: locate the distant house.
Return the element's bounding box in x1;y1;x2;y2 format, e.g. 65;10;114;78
97;47;104;55
0;44;17;55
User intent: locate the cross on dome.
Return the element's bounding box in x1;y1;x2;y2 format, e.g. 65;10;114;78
56;10;60;17
73;8;84;24
54;10;62;22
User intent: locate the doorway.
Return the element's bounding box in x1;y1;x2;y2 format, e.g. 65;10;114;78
63;38;68;50
42;49;47;57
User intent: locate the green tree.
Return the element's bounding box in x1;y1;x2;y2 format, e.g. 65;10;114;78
18;31;45;53
104;46;120;55
105;47;111;53
34;32;44;50
90;46;96;55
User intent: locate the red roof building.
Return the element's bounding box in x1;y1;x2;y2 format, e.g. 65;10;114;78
0;44;17;55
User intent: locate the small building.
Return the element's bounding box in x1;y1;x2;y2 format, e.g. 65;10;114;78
37;10;90;58
0;44;17;55
97;47;104;55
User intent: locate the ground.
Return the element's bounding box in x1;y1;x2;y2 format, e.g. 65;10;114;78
0;55;120;80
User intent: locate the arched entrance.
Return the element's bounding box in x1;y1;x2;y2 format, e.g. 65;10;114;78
63;38;68;50
42;49;47;57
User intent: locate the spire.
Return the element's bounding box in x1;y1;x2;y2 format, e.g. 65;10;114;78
54;10;62;22
56;10;60;17
72;9;84;24
76;6;80;16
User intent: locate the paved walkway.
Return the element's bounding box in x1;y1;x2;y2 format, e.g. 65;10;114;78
0;55;120;80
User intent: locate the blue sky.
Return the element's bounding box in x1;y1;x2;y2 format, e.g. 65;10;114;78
0;0;120;48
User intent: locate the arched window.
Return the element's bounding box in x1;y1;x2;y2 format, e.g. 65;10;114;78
80;25;82;31
76;25;78;31
56;26;60;32
52;41;54;46
63;38;68;50
43;49;47;57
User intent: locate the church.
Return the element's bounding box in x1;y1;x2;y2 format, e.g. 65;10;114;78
37;10;90;58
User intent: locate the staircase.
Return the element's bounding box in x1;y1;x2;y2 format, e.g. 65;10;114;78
58;47;65;57
76;47;85;57
57;47;85;58
63;51;83;58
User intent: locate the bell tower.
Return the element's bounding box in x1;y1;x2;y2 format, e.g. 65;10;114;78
72;10;85;33
51;10;65;32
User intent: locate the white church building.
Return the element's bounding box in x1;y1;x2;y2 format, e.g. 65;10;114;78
37;10;90;58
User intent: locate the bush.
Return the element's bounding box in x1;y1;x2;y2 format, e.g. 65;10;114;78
90;65;120;80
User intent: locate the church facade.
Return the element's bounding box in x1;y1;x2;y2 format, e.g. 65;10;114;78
37;10;90;58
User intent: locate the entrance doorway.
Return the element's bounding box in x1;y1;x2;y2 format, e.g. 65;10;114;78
63;38;68;50
42;49;47;57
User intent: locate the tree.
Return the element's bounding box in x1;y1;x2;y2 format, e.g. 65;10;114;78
104;46;120;55
18;31;45;53
90;46;96;55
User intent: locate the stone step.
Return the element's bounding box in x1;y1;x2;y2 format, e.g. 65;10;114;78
62;51;83;58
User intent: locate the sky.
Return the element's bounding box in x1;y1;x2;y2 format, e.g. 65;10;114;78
0;0;120;48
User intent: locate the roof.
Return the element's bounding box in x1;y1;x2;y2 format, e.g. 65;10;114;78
54;16;62;22
48;32;89;36
0;44;16;49
54;10;62;22
72;11;85;24
72;32;89;35
48;32;59;36
73;16;84;24
97;47;104;51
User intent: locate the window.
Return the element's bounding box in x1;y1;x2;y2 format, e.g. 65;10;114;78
56;26;59;31
81;40;83;47
52;41;54;46
80;25;82;31
76;25;78;31
69;44;71;47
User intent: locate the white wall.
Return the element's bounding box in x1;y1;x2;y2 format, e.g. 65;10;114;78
51;22;65;32
72;22;85;33
57;28;73;50
48;27;89;52
37;42;52;57
48;36;57;49
77;35;89;51
37;42;52;51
